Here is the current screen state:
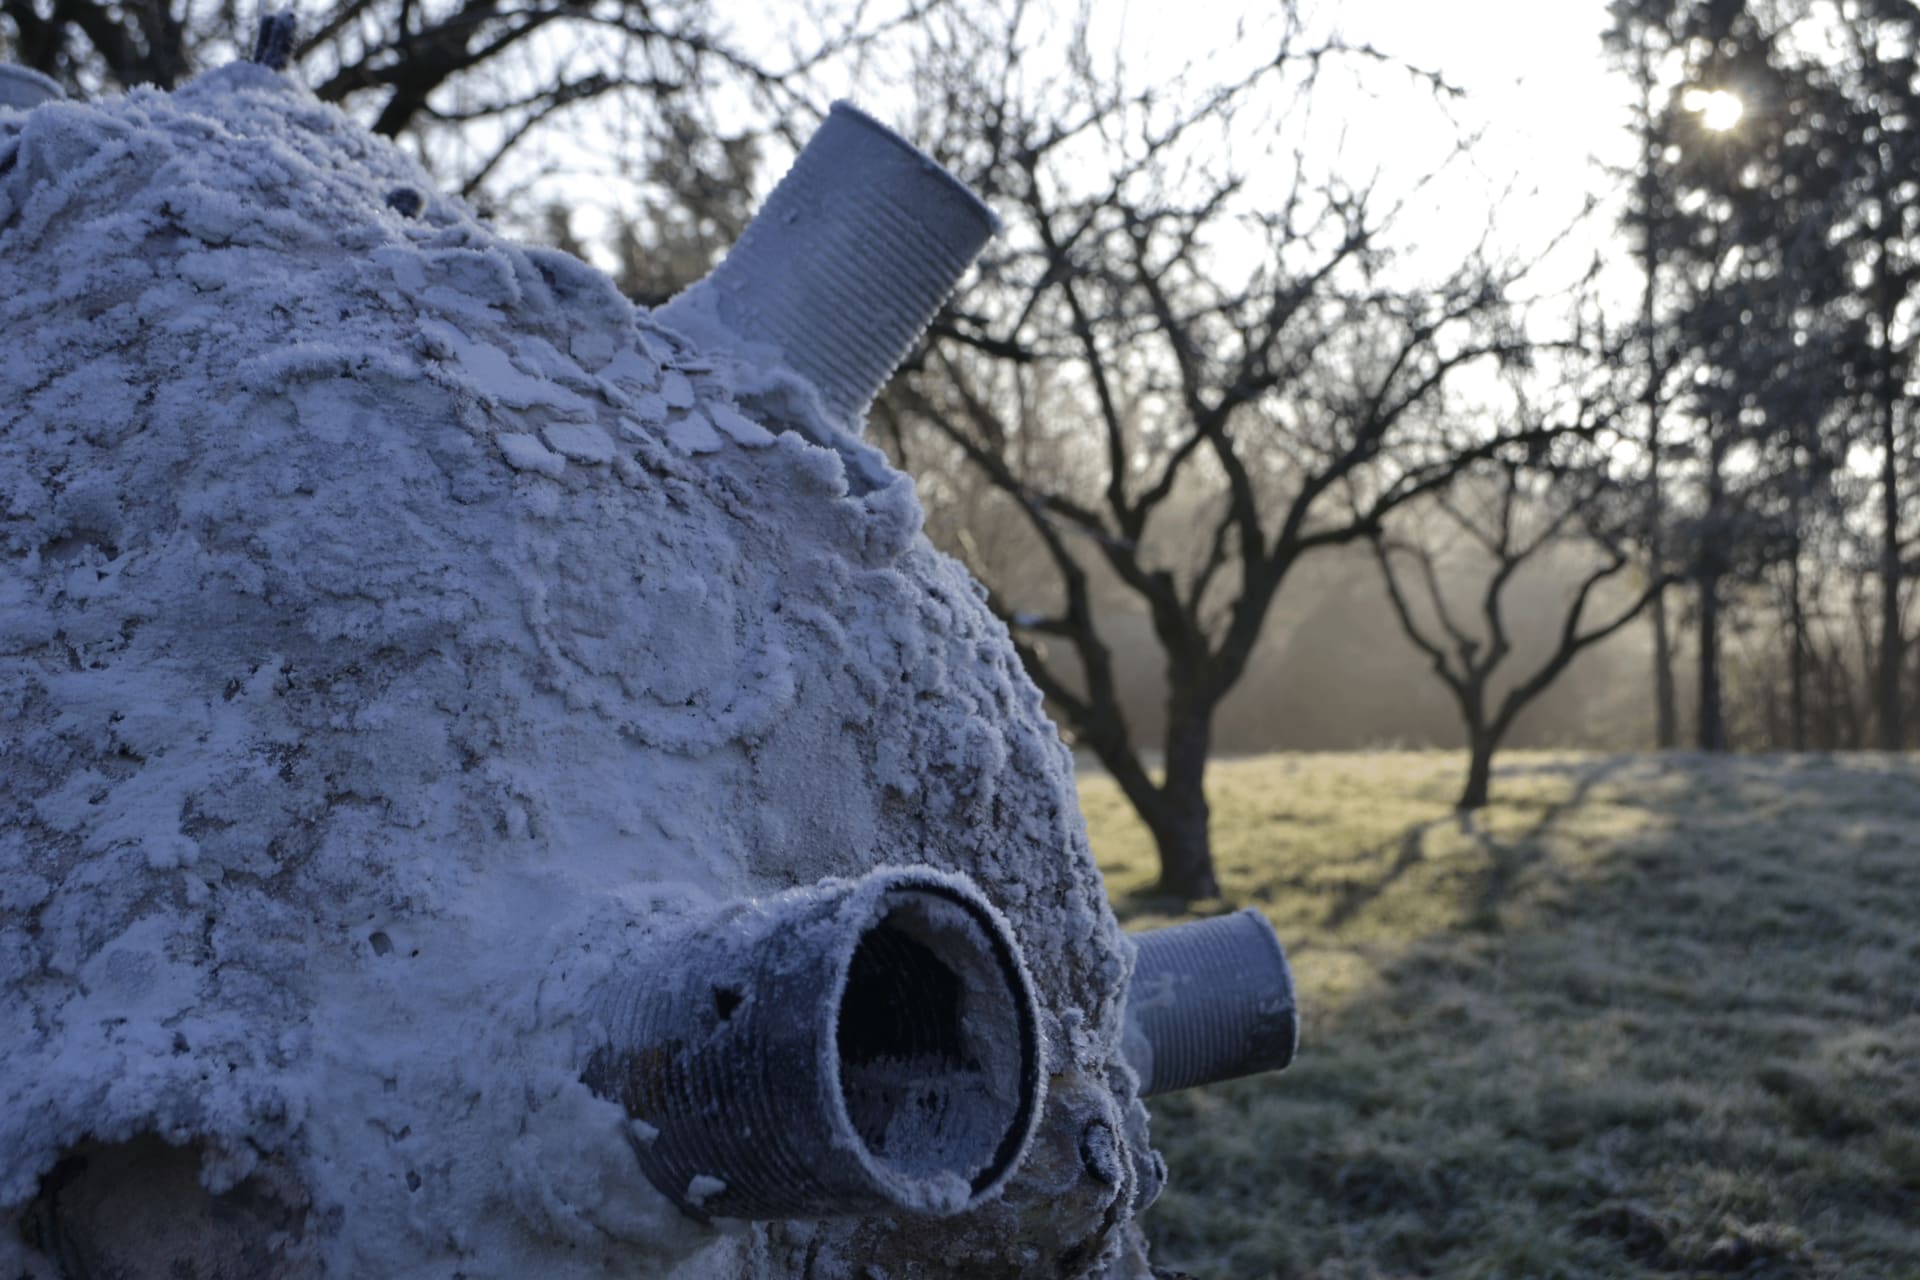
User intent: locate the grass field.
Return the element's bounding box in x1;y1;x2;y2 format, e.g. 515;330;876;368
1081;752;1920;1279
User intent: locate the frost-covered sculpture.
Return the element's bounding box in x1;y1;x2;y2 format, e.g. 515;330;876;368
0;44;1291;1280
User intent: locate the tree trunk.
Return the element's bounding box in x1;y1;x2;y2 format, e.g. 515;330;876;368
1650;585;1677;749
1788;511;1808;753
1637;85;1677;752
1841;631;1865;750
1697;569;1728;751
1697;430;1729;753
1878;383;1903;750
1458;731;1495;811
1152;703;1218;900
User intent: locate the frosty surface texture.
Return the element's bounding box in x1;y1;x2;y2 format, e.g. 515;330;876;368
0;61;1153;1278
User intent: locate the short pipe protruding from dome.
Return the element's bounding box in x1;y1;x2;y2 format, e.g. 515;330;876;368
582;867;1043;1220
0;65;64;112
1122;908;1298;1097
656;101;998;429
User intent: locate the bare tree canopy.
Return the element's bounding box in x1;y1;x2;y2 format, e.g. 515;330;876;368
1369;362;1672;810
873;1;1584;897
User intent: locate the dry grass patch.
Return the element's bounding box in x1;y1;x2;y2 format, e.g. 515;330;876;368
1082;751;1920;1278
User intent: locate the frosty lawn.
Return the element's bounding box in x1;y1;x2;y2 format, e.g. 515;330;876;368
1087;751;1920;1278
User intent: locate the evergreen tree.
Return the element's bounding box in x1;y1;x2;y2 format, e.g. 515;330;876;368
1610;0;1860;750
1604;0;1688;748
1826;0;1920;749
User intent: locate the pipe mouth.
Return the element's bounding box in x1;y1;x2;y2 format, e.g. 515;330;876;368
829;875;1042;1206
821;101;999;239
583;867;1042;1220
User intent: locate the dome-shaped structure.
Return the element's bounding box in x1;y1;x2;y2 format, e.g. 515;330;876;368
2;48;1296;1279
0;56;1166;1279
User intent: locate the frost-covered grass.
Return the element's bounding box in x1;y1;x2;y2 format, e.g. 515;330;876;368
1083;752;1920;1279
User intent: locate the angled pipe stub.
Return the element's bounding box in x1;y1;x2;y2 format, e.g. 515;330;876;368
582;867;1043;1220
0;66;65;112
656;101;998;428
1123;908;1298;1097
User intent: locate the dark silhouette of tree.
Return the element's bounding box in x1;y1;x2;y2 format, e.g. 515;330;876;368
1367;352;1670;810
1604;0;1686;748
1371;455;1668;810
540;104;761;306
880;1;1572;898
1824;1;1920;750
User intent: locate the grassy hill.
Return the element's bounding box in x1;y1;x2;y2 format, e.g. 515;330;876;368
1082;752;1920;1279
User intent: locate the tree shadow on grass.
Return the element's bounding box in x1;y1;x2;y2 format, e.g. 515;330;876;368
1138;752;1920;1278
1319;753;1642;934
1320;816;1450;931
1113;755;1640;930
1460;753;1641;928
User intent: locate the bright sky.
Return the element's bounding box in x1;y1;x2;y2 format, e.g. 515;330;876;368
1288;0;1636;281
1056;0;1637;283
1311;0;1629;156
558;0;1642;301
1065;0;1643;318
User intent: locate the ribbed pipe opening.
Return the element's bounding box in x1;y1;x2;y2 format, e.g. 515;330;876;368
833;884;1041;1200
583;868;1041;1220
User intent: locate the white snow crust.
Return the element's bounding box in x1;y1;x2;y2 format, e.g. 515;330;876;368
0;62;1153;1277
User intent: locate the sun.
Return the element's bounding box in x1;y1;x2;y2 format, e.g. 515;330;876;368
1682;87;1745;131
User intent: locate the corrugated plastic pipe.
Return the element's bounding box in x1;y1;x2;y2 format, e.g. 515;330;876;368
1123;908;1299;1097
0;65;64;111
656;101;998;427
582;867;1043;1220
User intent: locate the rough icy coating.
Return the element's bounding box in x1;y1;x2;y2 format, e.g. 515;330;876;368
0;65;1156;1277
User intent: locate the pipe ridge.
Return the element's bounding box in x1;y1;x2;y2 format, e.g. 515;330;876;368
0;65;63;111
734;181;963;417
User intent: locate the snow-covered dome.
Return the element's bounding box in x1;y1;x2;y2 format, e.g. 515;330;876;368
0;59;1160;1278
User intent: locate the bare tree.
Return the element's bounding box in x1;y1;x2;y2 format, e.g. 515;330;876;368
882;1;1575;898
1368;417;1669;810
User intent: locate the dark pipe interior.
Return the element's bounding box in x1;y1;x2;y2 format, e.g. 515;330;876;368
579;873;1041;1218
839;922;967;1069
833;892;1034;1194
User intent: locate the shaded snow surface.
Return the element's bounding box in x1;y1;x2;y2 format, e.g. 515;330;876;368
0;63;1153;1278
